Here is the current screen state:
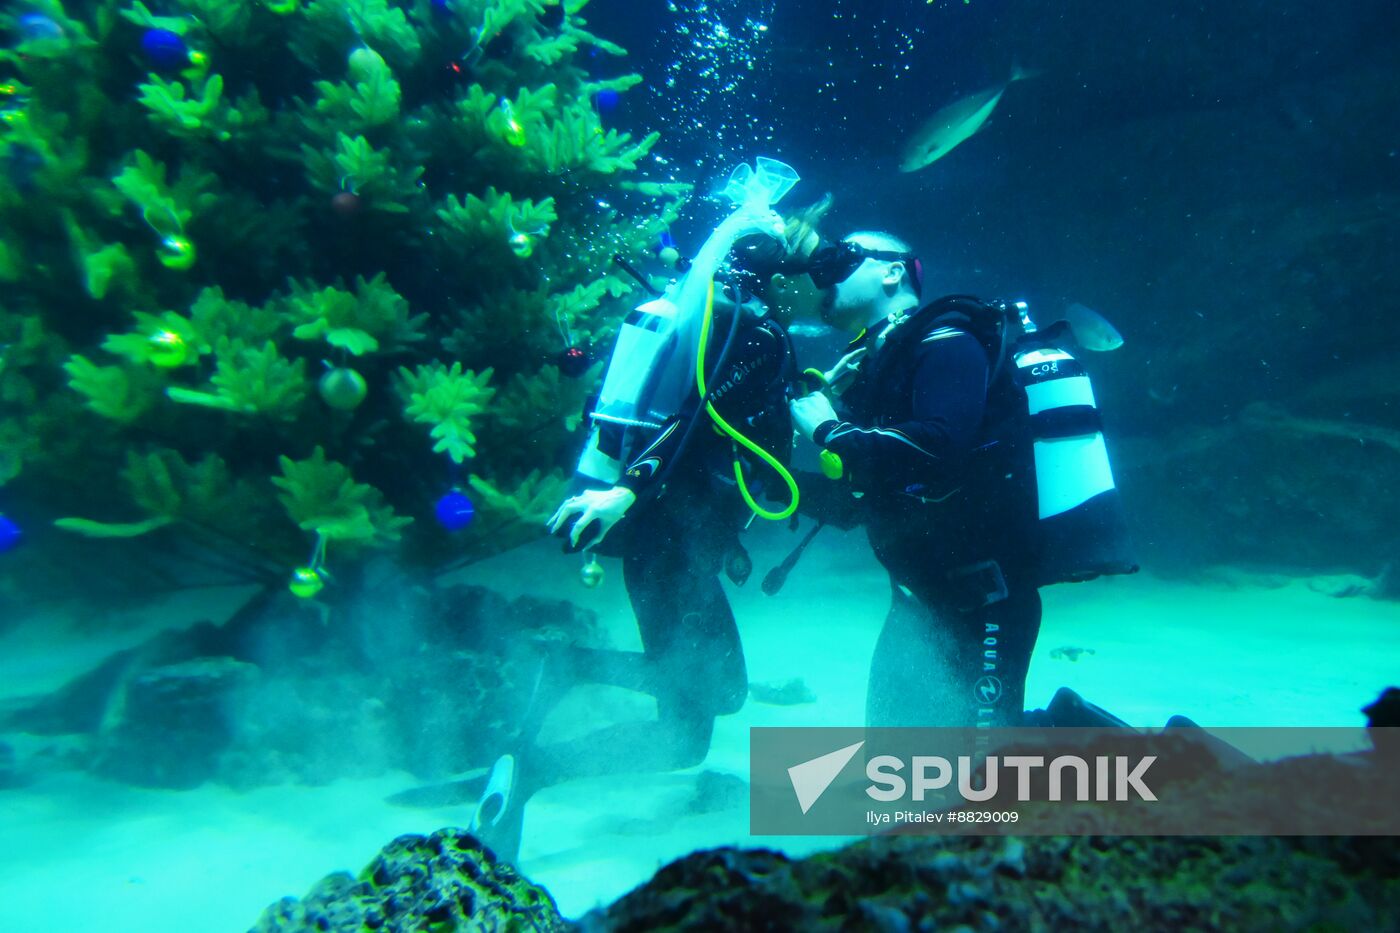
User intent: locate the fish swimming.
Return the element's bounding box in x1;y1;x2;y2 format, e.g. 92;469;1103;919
1061;302;1125;352
898;65;1036;172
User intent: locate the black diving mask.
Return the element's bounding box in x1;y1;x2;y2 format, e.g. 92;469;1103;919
806;241;924;297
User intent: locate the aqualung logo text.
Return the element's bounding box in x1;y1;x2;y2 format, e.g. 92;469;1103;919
866;754;1157;803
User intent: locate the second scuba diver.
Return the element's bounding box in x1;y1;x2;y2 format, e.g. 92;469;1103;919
469;159;832;862
787;231;1139;730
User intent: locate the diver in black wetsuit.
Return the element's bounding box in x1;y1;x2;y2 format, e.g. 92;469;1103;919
468;198;829;863
789;231;1045;730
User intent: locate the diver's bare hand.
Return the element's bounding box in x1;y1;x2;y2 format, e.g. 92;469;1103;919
546;487;637;548
789;392;839;443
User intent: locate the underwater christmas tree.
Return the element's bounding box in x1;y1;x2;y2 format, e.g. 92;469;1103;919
0;0;690;601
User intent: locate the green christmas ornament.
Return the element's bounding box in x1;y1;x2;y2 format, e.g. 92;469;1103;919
157;234;196;270
496;99;527;147
509;231;535;258
289;565;325;599
147;330;189;368
580;556;604;588
318;367;368;410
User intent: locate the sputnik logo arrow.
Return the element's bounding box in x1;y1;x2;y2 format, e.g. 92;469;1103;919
787;740;864;814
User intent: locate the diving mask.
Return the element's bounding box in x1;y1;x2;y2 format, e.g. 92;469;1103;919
806;240;924;296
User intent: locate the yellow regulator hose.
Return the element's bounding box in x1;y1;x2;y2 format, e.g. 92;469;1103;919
696;279;800;521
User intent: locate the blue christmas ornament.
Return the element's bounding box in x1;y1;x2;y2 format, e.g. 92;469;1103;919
434;490;475;532
0;515;21;554
141;29;188;70
595;89;620;112
19;13;64;42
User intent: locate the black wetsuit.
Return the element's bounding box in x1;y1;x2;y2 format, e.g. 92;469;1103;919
812;314;1041;729
521;294;795;792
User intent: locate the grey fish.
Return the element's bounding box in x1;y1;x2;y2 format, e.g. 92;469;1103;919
899;65;1036;172
1062;302;1124;352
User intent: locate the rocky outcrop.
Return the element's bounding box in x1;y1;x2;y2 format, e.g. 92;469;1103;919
583;835;1400;932
252;829;566;933
2;569;601;789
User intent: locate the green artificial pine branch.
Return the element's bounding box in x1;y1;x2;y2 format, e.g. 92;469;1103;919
296;0;422;71
273;446;412;546
435;186;556;253
466;468;566;527
398;361;497;463
312;46;401;131
120;1;195;35
111;150;217;236
492;362;600;435
301;133;423;211
188;288;283;349
289;272;427;356
206;340;309;419
136;73;227;138
63;355;159;423
101;310;208;367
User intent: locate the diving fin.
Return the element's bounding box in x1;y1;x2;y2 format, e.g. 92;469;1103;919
762;521;824;596
385;766;489;809
1164;714;1256;768
469;753;526;863
1043;686;1133;728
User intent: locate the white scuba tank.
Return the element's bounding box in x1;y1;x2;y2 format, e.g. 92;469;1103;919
576;294;680;485
574;157;800;488
1011;303;1137;584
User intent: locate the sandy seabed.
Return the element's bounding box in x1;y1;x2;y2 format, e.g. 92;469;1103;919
2;522;1396;930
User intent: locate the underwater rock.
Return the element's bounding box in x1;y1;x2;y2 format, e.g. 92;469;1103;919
93;656;258;789
686;769;746;816
2;580;601;789
586;832;1400;932
250;828;565;933
748;677;817;706
1363;687;1400;755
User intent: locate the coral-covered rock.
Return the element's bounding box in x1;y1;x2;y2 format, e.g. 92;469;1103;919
585;834;1400;932
251;829;565;933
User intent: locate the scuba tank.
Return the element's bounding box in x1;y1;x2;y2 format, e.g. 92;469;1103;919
575;158;804;517
1004;300;1138;584
576;294;680;485
848;296;1137;587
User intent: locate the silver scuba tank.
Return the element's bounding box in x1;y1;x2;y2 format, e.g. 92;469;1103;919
1011;302;1138;584
575;294;680;485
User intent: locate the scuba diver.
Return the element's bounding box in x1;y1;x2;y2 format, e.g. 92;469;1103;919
468;159;831;862
787;231;1139;730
